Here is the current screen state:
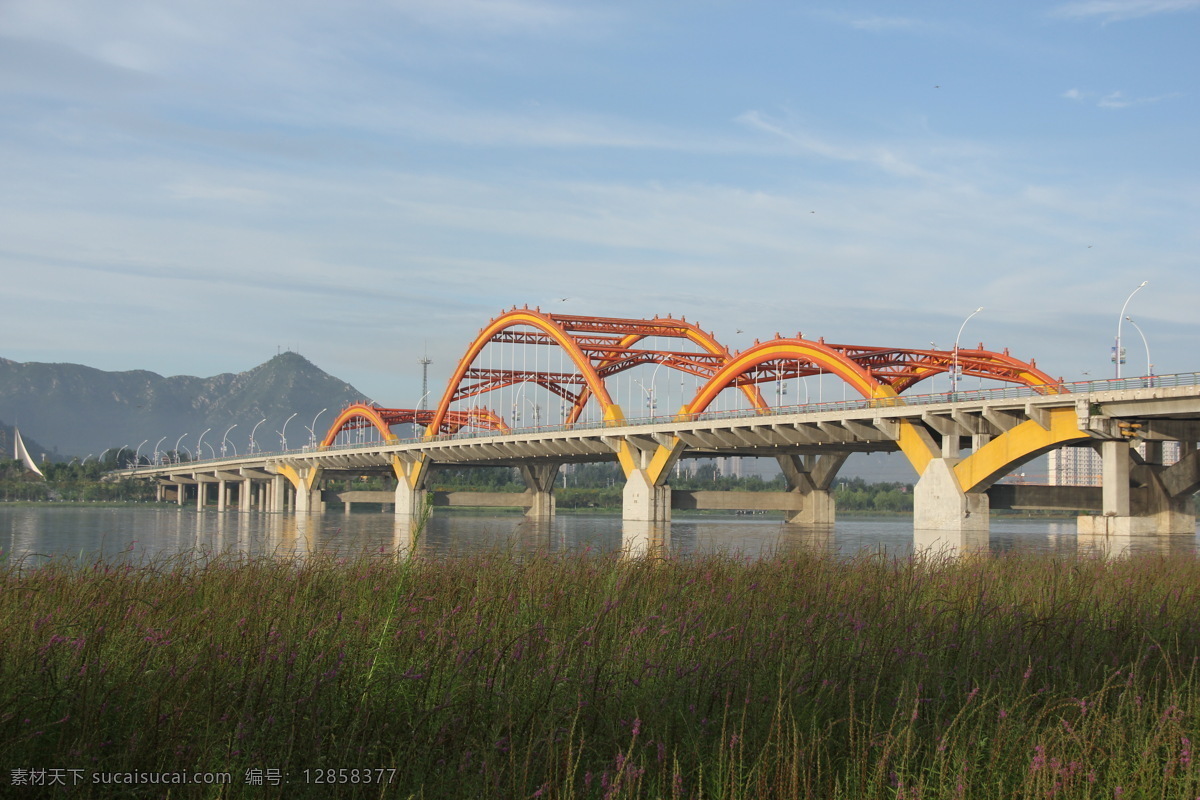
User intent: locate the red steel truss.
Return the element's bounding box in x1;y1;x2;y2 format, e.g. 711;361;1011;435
318;309;1064;445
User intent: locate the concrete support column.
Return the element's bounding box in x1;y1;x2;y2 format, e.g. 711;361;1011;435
791;490;835;525
941;435;961;459
217;479;227;512
1101;439;1131;517
295;482;310;513
913;458;989;532
394;481;426;520
196;481;207;511
241;479;253;513
176;482;186;506
1081;441;1198;535
391;455;433;521
271;475;286;513
520;464;559;519
613;434;684;523
777;454;847;525
623;468;672;522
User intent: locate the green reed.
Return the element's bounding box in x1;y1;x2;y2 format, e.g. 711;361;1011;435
3;545;1200;798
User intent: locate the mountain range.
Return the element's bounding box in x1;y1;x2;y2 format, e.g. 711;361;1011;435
0;352;374;461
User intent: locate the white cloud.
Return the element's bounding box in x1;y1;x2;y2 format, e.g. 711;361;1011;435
1051;0;1200;21
1062;87;1181;108
735;111;945;183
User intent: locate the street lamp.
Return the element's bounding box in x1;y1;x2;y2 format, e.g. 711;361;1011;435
633;379;657;416
1115;280;1147;379
307;408;328;449
952;307;984;396
153;436;167;466
249;418;266;454
279;412;298;451
633;362;666;418
221;424;238;458
195;428;212;463
174;435;187;464
134;439;148;468
511;382;536;426
410;393;432;436
515;396;541;427
1124;315;1153;383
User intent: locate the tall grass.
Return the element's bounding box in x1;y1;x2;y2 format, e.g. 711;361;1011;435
3;545;1200;798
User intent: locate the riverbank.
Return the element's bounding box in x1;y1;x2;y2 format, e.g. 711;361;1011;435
4;546;1200;798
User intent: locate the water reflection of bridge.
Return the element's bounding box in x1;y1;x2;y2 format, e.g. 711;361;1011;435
150;512;1200;563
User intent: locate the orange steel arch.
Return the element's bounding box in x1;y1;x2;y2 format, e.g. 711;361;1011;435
321;402;507;448
425;308;766;437
686;338;895;415
685;337;1062;416
428;308;619;438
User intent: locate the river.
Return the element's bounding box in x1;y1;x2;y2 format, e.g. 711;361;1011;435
2;505;1196;566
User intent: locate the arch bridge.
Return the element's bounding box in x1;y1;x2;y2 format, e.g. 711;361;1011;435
129;308;1200;535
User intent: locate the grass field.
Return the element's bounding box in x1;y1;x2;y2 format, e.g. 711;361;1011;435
3;543;1200;798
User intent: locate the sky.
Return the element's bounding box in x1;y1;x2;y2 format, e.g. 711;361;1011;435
1;0;1197;409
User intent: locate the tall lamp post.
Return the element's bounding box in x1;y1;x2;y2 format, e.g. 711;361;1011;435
635;362;666;418
134;439;149;468
195;429;212;463
1115;280;1147;379
307;408;327;449
221;424;238;458
279;413;297;451
952;307;984;397
173;435;187;464
153;436;167;466
249;418;266;454
1124;315;1153;384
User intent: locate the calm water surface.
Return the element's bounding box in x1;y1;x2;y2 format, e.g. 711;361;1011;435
2;505;1196;565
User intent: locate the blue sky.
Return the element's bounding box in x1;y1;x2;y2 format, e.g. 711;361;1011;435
1;0;1196;407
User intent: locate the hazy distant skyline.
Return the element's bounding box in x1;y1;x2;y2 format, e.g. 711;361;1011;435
1;0;1196;404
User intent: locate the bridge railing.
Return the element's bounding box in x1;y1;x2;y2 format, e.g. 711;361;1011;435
129;372;1200;469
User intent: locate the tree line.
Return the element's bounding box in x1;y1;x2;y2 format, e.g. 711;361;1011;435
0;456;156;503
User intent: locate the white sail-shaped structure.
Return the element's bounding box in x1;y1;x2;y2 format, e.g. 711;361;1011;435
13;428;45;479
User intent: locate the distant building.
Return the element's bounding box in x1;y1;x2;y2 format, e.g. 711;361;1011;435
1048;442;1181;486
